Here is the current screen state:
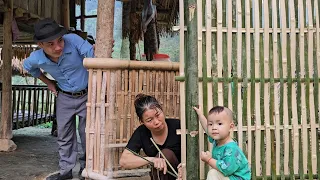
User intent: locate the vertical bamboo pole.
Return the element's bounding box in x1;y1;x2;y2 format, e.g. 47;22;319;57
263;0;271;176
270;0;280;177
253;0;262;176
99;72;107;173
298;0;308;175
179;0;186;179
185;0;199;178
236;0;243;151
229;0;236;139
258;1;266;177
286;0;294;178
306;0;317;176
244;0;252;172
0;0;16;152
88;72;97;172
217;0;223;106
196;0;204;179
222;0;228;106
94;70;102;171
289;0;299;176
280;0;290;177
208;1;215;171
211;0;218;107
313;0;320;178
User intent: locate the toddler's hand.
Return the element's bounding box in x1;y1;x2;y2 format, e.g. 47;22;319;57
193;106;202;116
200;151;211;163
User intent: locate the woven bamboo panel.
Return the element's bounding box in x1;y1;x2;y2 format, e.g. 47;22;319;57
84;59;180;176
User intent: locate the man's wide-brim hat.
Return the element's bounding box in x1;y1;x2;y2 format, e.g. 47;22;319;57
33;18;67;42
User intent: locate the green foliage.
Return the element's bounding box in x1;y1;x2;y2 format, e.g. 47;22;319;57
37;122;52;129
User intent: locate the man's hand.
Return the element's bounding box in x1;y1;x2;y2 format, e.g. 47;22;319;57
47;80;58;97
200;151;212;163
152;157;168;174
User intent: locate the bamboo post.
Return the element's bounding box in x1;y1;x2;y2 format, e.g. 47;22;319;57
196;0;204;178
271;0;281;176
263;0;271;176
253;0;261;176
313;1;320;178
0;0;16;152
306;0;317;176
206;0;214;175
211;0;218;107
298;0;308;176
235;0;243;151
179;0;187;179
185;0;199;179
244;0;252;172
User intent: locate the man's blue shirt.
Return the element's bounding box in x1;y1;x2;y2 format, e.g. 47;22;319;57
23;33;94;92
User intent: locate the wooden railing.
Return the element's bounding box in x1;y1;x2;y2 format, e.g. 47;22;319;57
0;85;56;130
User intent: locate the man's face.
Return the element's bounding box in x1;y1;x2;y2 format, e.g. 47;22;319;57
38;36;64;60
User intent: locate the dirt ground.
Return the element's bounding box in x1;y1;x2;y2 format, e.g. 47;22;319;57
0;127;150;180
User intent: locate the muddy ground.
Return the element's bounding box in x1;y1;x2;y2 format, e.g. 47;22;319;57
0;127;150;180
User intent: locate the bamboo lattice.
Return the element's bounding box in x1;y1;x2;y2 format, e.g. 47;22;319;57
178;0;320;179
84;59;180;177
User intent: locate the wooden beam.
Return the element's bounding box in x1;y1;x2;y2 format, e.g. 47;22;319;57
69;0;76;28
80;0;85;31
0;0;16;152
62;0;70;29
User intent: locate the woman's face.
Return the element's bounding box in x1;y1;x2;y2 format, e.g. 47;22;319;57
141;108;166;132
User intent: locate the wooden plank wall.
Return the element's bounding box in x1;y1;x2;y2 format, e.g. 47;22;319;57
13;0;63;24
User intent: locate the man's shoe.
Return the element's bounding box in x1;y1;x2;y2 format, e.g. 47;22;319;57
78;167;85;180
46;170;73;180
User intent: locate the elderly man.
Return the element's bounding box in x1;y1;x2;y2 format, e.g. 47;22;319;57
23;18;94;180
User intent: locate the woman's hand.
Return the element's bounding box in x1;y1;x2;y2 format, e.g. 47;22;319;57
152;157;167;174
200;151;212;163
176;163;184;180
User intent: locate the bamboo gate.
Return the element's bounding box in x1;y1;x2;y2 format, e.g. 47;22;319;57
177;0;320;179
83;59;180;179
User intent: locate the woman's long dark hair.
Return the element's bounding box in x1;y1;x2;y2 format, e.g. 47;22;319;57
134;94;163;122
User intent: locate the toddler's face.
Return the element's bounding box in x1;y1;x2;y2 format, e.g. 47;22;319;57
207;111;234;142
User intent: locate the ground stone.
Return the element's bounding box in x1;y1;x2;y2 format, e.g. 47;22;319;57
0;138;17;151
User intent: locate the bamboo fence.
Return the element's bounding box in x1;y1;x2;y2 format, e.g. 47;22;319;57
83;58;180;178
178;0;320;179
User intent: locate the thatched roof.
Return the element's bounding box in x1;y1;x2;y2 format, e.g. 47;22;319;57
122;0;179;43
